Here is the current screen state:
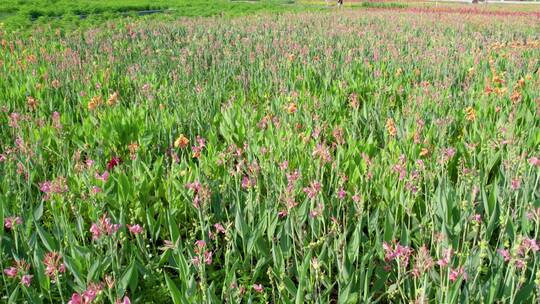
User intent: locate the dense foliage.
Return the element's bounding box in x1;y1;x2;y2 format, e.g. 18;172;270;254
0;0;304;31
1;8;540;303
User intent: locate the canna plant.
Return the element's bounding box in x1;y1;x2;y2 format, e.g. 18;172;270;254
1;6;540;304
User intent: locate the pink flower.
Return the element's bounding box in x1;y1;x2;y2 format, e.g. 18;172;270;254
52;111;62;130
115;296;131;304
39;181;52;193
437;248;453;267
214;223;226;234
382;241;413;266
127;224;143;235
90;224;101;240
520;238;539;254
43;252;65;278
82;282;103;303
393;157;407;181
192;256;200;266
337;188;346;200
21;274;33;287
90;215;120;241
186;180;210;209
253;284;263;293
303;181;322;199
498;249;511;262
4;267;18;278
449;267;466;282
68;293;83;304
241;176;253;189
38;177;68;200
312;144;332;163
472;214;481;223
444;147;456;160
4;216;22;229
511;178;521;190
194;240;206;254
191;136;206;158
90;186;101;194
186;181;202;192
204;251;213;265
309;203;324;218
528;157;540;167
86;159;95;168
95;171;109;182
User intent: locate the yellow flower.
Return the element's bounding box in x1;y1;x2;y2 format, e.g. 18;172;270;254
128;142;139;154
386;118;397;137
465;106;476;121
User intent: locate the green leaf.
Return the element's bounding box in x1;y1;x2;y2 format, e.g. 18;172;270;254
383;211;394;242
64;255;84;287
8;285;19;304
87;258;102;283
165;273;187;304
514;281;534;302
235;207;247;241
167;211;180;242
34;201;44;221
119;261;138;294
0;202;4;235
347;223;361;263
295;251;311;304
36;224;57;252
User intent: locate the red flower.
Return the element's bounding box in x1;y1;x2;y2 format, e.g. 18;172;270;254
107;156;122;170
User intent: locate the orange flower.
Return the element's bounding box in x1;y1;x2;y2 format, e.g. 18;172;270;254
510;91;522;104
493;87;507;96
492;74;504;85
88;96;103;111
517;78;525;88
27;96;38;111
420;148;430;157
107;91;119;106
386;118;397;137
287;103;297;114
174;134;189;148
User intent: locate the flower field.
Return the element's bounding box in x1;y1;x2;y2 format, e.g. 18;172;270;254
1;6;540;303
